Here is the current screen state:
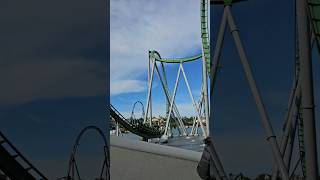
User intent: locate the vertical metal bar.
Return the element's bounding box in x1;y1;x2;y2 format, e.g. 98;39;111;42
116;122;119;136
148;53;151;126
192;90;204;136
225;6;290;180
202;51;210;136
144;59;156;124
164;66;182;136
201;0;210;135
272;103;298;179
195;121;199;135
154;64;186;135
161;62;170;116
190;117;196;135
147;53;150;123
149;59;153;126
210;8;228;95
159;62;185;134
209;8;227;139
181;64;207;137
284;101;299;170
297;0;319;179
271;81;300;180
199;92;205;136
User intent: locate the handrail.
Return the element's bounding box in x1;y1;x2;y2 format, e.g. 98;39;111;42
0;131;48;180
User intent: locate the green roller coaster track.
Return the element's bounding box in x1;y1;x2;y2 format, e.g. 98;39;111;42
150;50;202;63
297;107;307;177
110;0;211;139
110;104;163;140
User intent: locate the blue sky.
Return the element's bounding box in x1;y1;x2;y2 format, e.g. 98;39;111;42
110;0;205;118
0;0;107;179
110;0;320;177
0;0;319;179
209;0;320;176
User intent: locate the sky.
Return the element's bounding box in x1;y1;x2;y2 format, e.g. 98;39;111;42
0;0;108;179
110;0;204;118
110;0;320;178
0;0;319;179
210;0;320;177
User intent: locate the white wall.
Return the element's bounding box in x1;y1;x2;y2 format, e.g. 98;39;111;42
110;135;202;180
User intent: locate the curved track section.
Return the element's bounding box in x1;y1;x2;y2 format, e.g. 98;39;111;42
130;101;145;121
66;126;109;180
110;104;163;139
150;50;202;63
0;131;47;180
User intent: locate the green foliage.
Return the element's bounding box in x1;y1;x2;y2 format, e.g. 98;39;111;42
224;0;233;5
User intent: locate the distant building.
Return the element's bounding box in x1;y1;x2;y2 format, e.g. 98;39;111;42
152;117;164;126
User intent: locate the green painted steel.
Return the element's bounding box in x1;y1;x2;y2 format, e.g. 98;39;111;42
150;50;202;63
224;0;233;5
297;108;306;177
309;0;320;52
302;1;320;176
160;62;170;116
201;0;211;72
110;0;211;139
110;104;163;139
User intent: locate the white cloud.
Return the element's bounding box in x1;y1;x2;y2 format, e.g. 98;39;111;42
110;79;147;96
110;0;202;96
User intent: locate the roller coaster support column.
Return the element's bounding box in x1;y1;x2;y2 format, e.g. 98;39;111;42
144;58;156;125
283;17;303;170
210;6;227;96
225;5;290;180
207;2;229;179
153;63;187;136
202;54;210;136
297;0;319;179
272;26;302;177
283;98;298;170
181;64;207;137
116;122;120;136
164;65;182;136
271;80;300;180
148;53;153;126
202;0;211;136
283;92;300;171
